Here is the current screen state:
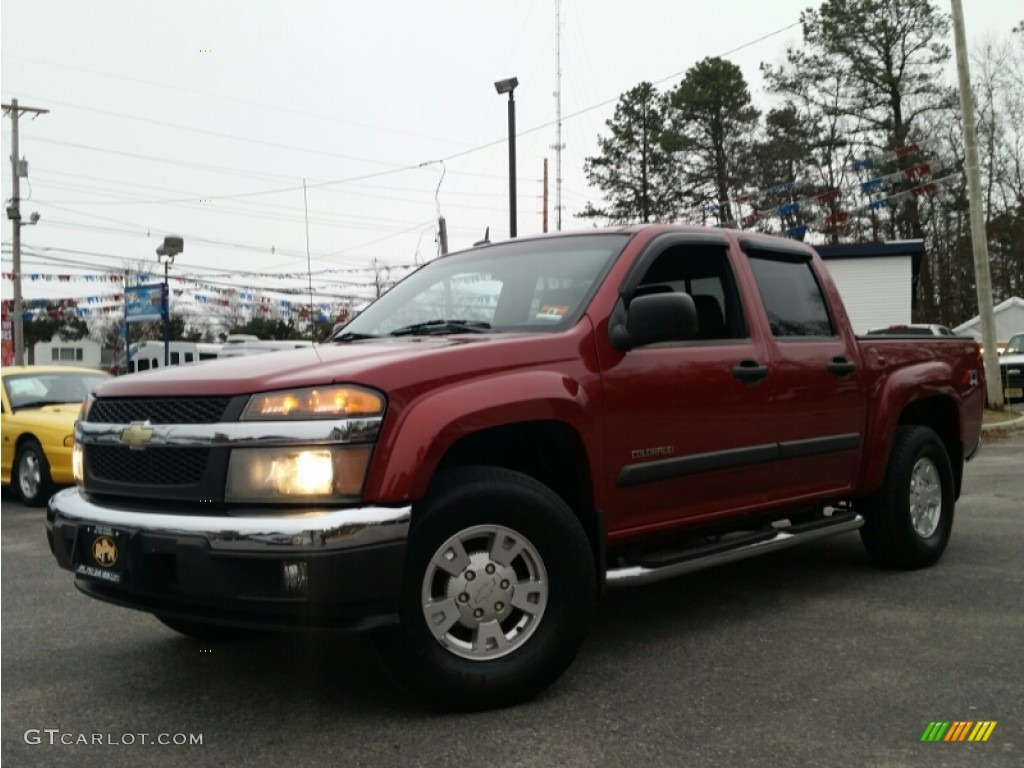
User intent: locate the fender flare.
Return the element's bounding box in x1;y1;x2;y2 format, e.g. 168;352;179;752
860;360;961;494
365;370;599;502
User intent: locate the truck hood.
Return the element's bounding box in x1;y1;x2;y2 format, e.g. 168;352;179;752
95;333;586;398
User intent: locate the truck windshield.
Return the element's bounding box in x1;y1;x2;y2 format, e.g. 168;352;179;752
336;234;629;338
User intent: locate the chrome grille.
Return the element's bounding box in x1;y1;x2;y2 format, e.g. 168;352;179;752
89;397;231;424
89;446;210;485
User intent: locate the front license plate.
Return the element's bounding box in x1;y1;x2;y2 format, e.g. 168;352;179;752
1006;387;1022;399
73;525;129;585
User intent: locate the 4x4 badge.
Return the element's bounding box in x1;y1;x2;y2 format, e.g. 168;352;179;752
120;422;154;448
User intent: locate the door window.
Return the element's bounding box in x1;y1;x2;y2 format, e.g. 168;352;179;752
747;254;835;338
633;243;747;341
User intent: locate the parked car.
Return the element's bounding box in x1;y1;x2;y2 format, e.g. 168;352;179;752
865;323;956;336
1002;332;1024;356
46;226;984;710
1;366;110;506
998;332;1024;403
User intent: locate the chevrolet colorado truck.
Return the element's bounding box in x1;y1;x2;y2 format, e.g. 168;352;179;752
47;225;985;710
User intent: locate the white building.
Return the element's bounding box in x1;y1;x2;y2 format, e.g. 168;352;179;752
33;336;102;368
816;241;921;335
953;296;1024;349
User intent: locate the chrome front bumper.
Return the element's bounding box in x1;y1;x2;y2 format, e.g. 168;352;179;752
46;487;411;553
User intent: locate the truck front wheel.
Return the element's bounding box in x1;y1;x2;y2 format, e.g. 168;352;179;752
859;425;955;569
381;467;596;711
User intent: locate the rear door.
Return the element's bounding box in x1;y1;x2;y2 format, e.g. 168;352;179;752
739;238;867;503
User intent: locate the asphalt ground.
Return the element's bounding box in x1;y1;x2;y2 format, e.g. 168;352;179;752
2;431;1021;768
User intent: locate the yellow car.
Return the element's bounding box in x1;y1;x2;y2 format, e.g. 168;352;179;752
2;365;110;506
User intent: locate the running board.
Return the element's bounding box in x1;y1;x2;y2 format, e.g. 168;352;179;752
605;513;864;589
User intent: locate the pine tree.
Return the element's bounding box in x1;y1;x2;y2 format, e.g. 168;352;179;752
579;82;682;223
667;57;759;225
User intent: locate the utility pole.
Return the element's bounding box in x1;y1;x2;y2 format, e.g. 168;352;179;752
4;99;49;366
542;159;549;233
438;216;449;255
950;0;1003;409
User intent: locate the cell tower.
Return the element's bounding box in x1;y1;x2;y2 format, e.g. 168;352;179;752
553;0;565;230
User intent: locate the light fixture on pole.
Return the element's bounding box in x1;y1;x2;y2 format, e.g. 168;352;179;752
155;236;183;367
494;76;519;238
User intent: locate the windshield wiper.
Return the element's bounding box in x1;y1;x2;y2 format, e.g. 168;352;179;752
331;331;379;343
389;319;491;336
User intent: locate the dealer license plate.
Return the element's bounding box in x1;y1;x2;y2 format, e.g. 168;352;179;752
73;525;129;585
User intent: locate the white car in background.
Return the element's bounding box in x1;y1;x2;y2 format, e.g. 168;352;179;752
999;332;1024;403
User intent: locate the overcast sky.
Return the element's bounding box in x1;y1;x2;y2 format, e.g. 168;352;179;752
1;0;1018;315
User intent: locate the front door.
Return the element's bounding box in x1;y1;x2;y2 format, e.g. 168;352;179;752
597;235;779;540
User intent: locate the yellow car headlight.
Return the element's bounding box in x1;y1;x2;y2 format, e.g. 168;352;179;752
225;445;373;502
72;442;84;485
241;386;384;420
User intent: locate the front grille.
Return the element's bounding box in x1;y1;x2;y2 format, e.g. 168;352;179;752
89;446;210;485
90;397;231;424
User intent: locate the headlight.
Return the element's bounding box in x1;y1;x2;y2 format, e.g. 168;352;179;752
72;442;84;485
242;386;384;420
225;445;373;502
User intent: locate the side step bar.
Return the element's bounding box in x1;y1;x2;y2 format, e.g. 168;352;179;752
606;512;864;589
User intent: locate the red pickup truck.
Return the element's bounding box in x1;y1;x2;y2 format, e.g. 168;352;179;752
47;225;985;710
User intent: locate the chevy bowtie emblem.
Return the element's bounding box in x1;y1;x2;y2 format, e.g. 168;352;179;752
92;536;118;568
120;422;154;448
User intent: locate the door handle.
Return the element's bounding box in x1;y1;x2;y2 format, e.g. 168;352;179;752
732;359;770;384
827;357;856;378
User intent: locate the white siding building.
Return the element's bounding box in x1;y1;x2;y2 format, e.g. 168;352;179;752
953;296;1024;347
816;241;922;335
33;337;102;368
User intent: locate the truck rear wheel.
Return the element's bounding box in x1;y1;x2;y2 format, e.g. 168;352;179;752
859;425;955;569
381;467;596;711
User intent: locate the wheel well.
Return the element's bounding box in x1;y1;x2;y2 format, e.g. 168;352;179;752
14;433;39;454
434;420;602;571
898;396;963;496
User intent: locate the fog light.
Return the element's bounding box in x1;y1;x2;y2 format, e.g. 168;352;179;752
282;562;308;592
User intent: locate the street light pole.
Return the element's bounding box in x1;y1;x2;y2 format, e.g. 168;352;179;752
156;236;183;368
494;77;519;238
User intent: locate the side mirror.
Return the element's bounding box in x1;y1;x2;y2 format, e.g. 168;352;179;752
609;293;698;351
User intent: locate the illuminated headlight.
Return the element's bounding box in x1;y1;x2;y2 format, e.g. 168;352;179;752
242;386;384;420
225;445;372;502
72;442;84;484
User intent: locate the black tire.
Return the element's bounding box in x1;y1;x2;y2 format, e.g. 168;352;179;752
859;425;955;569
380;466;596;711
14;438;55;507
155;615;262;642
